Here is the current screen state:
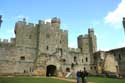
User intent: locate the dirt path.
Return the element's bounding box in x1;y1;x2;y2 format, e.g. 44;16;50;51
52;77;94;83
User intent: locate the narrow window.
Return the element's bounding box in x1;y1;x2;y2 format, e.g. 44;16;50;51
46;46;49;50
74;56;77;62
29;35;32;39
60;49;63;56
60;40;61;44
20;56;25;60
71;63;74;68
119;54;121;60
86;57;88;62
46;34;50;38
90;66;93;70
80;48;82;52
94;66;96;70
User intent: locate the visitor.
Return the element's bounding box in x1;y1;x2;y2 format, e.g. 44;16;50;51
81;68;88;83
76;70;81;83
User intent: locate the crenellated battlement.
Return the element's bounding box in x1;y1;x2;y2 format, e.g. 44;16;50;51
0;38;15;44
60;29;68;33
123;17;125;21
68;48;81;53
26;23;34;27
78;34;88;39
16;17;61;30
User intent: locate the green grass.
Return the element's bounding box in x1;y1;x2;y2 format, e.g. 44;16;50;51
0;77;125;83
0;77;73;83
88;76;125;83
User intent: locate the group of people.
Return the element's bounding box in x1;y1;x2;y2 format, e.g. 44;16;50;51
76;68;88;83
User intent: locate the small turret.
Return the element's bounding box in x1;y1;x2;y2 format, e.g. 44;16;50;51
88;28;94;35
51;17;61;28
123;17;125;31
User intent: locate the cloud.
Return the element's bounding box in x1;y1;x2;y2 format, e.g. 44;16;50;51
44;19;51;24
11;15;29;21
17;15;29;20
104;0;125;28
69;41;77;48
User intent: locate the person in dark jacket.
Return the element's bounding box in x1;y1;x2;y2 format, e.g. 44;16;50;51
76;70;81;83
81;68;88;83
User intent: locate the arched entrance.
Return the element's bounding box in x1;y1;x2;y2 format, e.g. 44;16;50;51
46;65;57;76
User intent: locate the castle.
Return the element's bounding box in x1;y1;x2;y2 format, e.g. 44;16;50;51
0;17;125;77
0;17;97;76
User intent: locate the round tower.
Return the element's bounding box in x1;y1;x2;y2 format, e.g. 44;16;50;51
51;17;61;28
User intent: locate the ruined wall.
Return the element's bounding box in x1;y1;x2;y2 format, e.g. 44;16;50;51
104;53;118;73
108;48;125;76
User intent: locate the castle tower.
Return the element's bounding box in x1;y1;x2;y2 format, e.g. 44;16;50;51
123;17;125;32
88;28;97;64
51;17;60;29
77;28;97;53
77;35;89;53
88;28;97;53
77;28;97;67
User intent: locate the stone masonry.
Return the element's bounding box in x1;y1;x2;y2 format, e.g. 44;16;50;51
0;17;97;77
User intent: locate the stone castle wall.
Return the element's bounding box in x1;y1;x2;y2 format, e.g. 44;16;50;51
0;17;97;76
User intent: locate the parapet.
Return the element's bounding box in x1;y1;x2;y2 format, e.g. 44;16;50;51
123;17;125;21
69;48;81;53
38;20;45;24
78;34;88;39
10;38;16;44
60;29;68;33
26;23;34;27
64;30;68;33
88;28;95;37
3;39;8;43
45;22;51;26
83;34;89;38
88;28;94;33
78;35;83;38
51;17;61;24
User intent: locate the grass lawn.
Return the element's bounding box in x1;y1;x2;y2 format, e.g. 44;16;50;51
88;76;125;83
0;77;125;83
0;77;73;83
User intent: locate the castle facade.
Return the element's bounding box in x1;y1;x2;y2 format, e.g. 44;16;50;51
0;17;97;76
